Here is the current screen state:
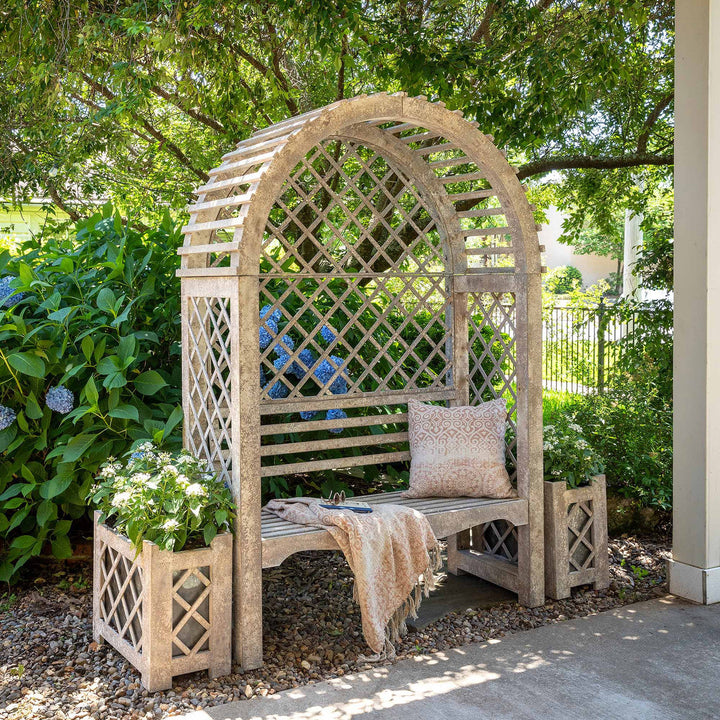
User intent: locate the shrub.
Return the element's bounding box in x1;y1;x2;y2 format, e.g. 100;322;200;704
90;442;234;552
0;206;183;581
544;265;582;294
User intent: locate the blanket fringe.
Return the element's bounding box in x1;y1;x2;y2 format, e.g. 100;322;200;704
358;543;442;664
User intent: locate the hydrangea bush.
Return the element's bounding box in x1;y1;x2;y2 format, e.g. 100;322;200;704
90;443;234;552
543;420;604;489
0;206;183;581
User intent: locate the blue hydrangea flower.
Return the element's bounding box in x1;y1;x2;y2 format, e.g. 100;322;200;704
259;316;278;350
326;408;347;433
274;353;306;378
300;410;318;420
298;349;316;370
267;381;289;400
260;304;282;323
314;355;348;394
0;276;26;308
130;451;145;460
0;404;17;431
45;385;74;414
273;334;294;355
320;325;336;343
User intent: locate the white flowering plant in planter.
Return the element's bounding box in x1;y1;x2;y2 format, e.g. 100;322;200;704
543;421;604;489
89;442;235;552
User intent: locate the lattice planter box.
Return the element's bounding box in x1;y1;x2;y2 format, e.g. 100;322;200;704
92;512;232;691
544;476;609;599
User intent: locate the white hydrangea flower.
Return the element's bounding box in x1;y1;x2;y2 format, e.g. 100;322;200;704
186;483;206;497
113;491;133;506
131;473;151;484
176;474;190;488
100;466;116;478
163;465;179;476
162;518;181;531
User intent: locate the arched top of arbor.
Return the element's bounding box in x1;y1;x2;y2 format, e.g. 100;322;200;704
179;92;541;278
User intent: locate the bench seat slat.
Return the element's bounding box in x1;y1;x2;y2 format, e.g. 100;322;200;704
260;493;527;568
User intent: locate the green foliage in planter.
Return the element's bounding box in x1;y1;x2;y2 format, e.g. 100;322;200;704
90;443;234;552
543;419;604;489
0;206;183;581
543;265;582;295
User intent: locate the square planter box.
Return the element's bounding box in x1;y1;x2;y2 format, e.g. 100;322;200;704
544;475;610;600
93;512;232;691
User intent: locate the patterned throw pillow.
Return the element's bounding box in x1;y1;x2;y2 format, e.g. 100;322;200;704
404;399;516;499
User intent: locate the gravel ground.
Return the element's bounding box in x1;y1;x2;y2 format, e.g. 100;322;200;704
1;533;669;720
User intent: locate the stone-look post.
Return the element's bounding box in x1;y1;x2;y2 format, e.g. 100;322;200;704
670;0;720;604
544;476;609;600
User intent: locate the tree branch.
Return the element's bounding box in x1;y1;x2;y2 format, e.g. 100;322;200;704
471;2;498;44
149;84;226;134
79;73;208;182
516;153;673;180
637;92;674;154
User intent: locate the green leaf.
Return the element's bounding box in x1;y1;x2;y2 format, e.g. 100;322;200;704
81;335;94;362
10;535;37;550
7;351;46;378
109;404;139;422
214;509;228;526
40;474;73;499
51;535;73;559
37;500;57;527
25;391;44;420
48;306;74;322
134;370;168;395
97;287;117;315
85;376;99;405
203;524;217;546
163;405;183;438
62;433;97;462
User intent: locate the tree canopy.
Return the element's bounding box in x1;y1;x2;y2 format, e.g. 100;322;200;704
1;0;673;227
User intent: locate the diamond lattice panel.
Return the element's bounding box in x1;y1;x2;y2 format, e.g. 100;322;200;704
186;297;232;486
259;275;452;400
477;520;519;563
99;543;144;653
468;292;517;476
262;139;444;276
171;567;212;658
568;501;596;572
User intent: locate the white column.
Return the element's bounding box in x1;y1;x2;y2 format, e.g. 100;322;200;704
670;0;720;604
622;208;642;298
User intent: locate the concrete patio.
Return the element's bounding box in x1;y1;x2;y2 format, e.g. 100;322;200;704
178;597;720;720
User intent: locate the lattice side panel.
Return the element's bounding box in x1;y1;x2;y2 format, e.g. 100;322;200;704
185;296;233;487
568;500;596;573
98;541;144;653
171;566;212;658
467;292;517;478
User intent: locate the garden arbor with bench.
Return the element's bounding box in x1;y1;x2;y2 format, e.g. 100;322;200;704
178;93;544;669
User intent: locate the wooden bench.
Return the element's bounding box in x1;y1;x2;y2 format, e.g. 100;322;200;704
261;491;528;570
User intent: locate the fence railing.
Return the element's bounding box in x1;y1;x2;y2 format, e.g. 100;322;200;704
542;301;640;394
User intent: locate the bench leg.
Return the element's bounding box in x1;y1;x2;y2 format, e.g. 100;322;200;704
517;521;545;607
446;530;470;575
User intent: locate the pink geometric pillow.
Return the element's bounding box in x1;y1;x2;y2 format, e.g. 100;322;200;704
404;399;516;499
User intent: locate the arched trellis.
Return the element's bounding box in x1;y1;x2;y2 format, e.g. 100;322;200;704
179;93;543;668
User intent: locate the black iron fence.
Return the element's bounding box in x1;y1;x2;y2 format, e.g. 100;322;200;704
542;301;640;394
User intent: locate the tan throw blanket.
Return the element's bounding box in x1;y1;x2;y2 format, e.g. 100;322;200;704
264;498;441;658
